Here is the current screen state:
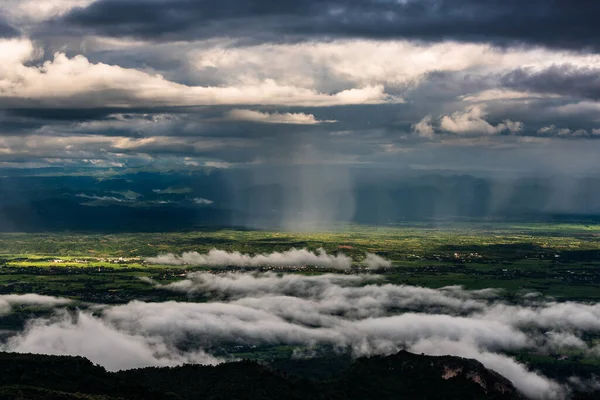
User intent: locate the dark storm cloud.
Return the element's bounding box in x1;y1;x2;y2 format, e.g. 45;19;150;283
0;16;18;38
2;0;600;174
60;0;600;50
5;108;131;122
4;107;226;123
501;65;600;101
59;0;307;41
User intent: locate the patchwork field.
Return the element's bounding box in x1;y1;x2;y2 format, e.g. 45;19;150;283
1;222;599;399
1;222;599;300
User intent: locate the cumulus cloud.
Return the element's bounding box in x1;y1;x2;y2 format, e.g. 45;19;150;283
504;120;525;134
225;109;336;125
411;106;523;138
440;106;523;135
411;115;435;138
1;9;600;173
0;39;391;109
0;35;599;171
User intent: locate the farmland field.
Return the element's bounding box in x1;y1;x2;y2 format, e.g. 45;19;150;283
1;222;599;398
1;222;599;301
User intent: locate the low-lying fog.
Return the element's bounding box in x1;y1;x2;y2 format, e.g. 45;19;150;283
2;270;600;400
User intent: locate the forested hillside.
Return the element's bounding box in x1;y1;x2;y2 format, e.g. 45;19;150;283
0;351;526;400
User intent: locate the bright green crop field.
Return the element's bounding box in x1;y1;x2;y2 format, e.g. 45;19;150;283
0;222;598;302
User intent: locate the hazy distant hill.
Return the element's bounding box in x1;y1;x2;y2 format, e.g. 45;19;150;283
1;170;600;231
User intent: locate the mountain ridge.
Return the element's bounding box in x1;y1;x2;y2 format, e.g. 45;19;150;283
0;350;524;400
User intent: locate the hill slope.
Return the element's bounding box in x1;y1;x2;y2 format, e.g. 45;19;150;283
0;351;525;400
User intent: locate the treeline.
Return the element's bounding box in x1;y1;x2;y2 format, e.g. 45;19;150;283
0;351;527;400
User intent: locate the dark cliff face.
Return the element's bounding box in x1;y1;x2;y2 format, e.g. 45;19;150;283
0;350;526;400
337;351;523;400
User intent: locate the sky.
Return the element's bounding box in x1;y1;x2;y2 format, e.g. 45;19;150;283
0;0;599;174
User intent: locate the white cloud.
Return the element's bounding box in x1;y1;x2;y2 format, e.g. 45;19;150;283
413;106;523;137
505;120;524;134
537;125;591;137
146;248;354;269
147;250;392;270
0;0;95;23
460;89;560;103
192;40;600;90
478;302;600;331
538;125;557;134
440;106;522;135
203;161;233;168
411;115;435;138
0;294;72;316
544;331;587;351
192;197;214;205
225;109;336;125
158;273;488;315
363;253;392;269
0;39;391;108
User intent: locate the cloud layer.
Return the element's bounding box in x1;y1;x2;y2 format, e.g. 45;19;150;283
4;273;600;399
225;109;336;125
0;39;391;109
53;0;600;52
0;294;72;316
146;248;391;270
0;15;599;173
